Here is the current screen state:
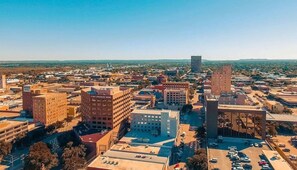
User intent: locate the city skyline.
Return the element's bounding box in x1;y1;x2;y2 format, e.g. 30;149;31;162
1;0;297;60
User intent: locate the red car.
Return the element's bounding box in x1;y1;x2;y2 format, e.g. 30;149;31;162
258;160;267;165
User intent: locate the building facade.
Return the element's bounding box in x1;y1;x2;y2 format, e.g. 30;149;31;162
164;88;188;108
81;86;132;132
162;82;190;90
22;84;48;115
33;93;67;126
191;56;202;73
0;75;6;89
0;120;28;142
131;109;179;138
211;65;232;95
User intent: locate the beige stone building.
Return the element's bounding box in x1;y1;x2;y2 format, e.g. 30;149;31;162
33;93;67;126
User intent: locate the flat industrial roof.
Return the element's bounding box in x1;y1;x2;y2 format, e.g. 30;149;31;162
262;150;293;170
87;154;165;170
218;105;266;113
266;113;297;122
0;120;27;131
132;109;179;117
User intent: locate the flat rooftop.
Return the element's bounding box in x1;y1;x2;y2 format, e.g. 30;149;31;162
0;120;27;131
87;130;174;170
87;153;165;170
262;150;293;170
266;113;297;122
132;109;179;117
218;104;266;113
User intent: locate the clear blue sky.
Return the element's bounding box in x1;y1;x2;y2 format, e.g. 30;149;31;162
0;0;297;60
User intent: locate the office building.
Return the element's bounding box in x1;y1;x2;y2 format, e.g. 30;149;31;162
22;84;48;115
81;86;132;132
131;109;179;138
205;97;266;139
0;75;6;89
162;82;190;90
33;93;67;126
211;65;232;95
0;119;29;142
191;56;202;73
164;88;188;108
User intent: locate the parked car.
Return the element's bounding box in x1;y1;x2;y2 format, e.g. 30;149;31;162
283;148;290;152
254;143;259;147
243;164;252;169
278;143;286;147
240;157;251;163
258;160;267;165
210;158;218;163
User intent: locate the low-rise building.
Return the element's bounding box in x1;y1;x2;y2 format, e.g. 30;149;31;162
87;130;175;170
131;109;179;138
0;119;28;142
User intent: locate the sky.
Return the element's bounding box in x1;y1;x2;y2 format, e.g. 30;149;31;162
0;0;297;61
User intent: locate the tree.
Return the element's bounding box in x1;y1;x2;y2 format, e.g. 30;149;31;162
268;125;277;137
181;104;193;113
187;149;207;170
24;142;58;170
195;126;206;139
0;141;12;161
62;142;87;170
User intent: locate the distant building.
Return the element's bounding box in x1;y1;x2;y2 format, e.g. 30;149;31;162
0;119;28;142
163;82;190;90
22;84;48;115
164;88;188;109
211;65;232;95
81;86;132;135
191;56;202;73
131;109;179;138
218;92;247;105
165;69;179;76
0;75;6;89
157;74;168;84
33;93;67;126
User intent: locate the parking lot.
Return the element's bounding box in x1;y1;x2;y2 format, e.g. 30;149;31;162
208;137;272;170
272;135;297;165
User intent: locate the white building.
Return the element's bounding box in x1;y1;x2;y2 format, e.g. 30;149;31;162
131;109;179;138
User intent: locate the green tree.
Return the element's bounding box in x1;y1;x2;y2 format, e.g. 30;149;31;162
187;149;207;170
62;142;87;170
0;141;12;161
24;142;58;170
195;126;206;139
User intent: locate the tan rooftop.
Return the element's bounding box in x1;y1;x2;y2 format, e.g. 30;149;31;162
0;120;26;131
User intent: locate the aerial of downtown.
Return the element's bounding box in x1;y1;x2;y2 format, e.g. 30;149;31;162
0;1;297;170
